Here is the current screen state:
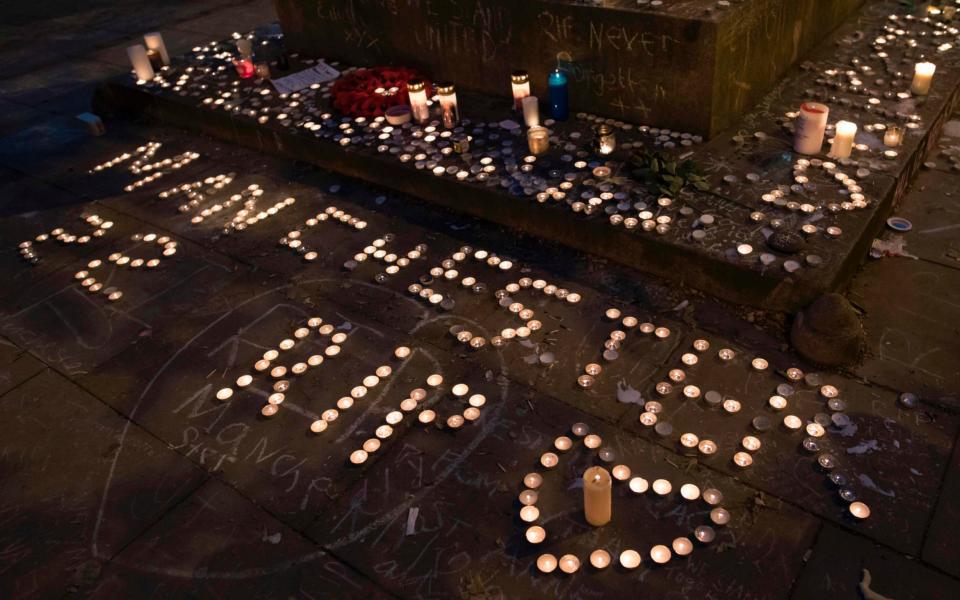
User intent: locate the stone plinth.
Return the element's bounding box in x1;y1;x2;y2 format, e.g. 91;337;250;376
272;0;863;137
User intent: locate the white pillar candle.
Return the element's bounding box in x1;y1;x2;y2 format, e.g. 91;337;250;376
583;466;612;527
510;71;531;110
793;102;829;155
829;120;857;159
522;95;540;127
911;62;936;95
126;44;155;82
144;32;170;66
406;80;430;124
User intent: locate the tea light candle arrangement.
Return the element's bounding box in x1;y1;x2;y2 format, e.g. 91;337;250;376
18;214;113;266
525;423;730;576
581;310;672;387
75;232;177;302
213;316;349;418
640;336;872;519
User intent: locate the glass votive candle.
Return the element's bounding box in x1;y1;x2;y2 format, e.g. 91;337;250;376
527;126;549;156
594;123;616;155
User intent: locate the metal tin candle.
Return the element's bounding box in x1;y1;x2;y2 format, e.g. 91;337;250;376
594;124;616;155
527;126;549;156
511;70;531;110
435;82;460;129
548;69;568;121
406;79;430;124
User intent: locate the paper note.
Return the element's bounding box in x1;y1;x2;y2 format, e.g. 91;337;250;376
272;62;340;94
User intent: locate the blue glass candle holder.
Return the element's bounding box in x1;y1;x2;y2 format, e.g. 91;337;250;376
548;69;568;121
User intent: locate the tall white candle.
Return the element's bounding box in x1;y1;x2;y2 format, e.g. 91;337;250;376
794;102;829;155
406;80;430;124
126;44;155;82
144;32;170;66
522;96;540;127
911;62;936;95
830;120;857;159
583;466;612;527
511;71;531;110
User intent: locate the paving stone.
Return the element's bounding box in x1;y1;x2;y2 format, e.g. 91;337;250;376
849;258;960;410
0;335;46;396
0;59;123;105
922;429;960;579
0;205;245;376
893;169;960;270
791;523;960;600
83;479;391;599
0;370;207;599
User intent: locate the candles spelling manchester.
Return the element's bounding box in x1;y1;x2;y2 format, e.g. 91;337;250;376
583;466;612;526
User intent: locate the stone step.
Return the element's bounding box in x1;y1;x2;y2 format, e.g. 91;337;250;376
94;1;960;312
272;0;864;137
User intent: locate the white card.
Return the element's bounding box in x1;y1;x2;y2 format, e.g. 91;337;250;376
271;62;340;94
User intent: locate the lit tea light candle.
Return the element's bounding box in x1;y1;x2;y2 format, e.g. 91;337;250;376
527;126;549;156
698;440;718;455
830;120;857;159
541;452;559;468
849;501;871;519
783;415;803;430
583;466;612;526
794;102;829;155
620;549;641;569
703;488;723;505
742;436;762;451
680;483;701;500
525;526;546;544
349;449;368;464
650;545;672;564
537;554;558;573
672;537;693;556
511;70;531;109
710;507;731;525
216;388;233;401
768;395;788;410
559;554;580;574
584;434;602;449
520;505;540;522
652;479;672;495
911;62;936;95
629;477;649;494
611;465;631;480
524;473;543;488
126;44;155;81
733;452;753;468
589;549;611;569
554;436;572;451
519;489;539;505
680;433;700;449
